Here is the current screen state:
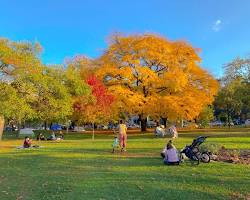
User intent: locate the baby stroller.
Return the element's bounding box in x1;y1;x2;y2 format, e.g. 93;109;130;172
180;136;210;165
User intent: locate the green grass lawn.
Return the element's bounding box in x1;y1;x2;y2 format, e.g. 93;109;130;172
0;128;249;200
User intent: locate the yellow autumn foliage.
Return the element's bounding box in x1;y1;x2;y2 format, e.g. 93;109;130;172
95;33;219;122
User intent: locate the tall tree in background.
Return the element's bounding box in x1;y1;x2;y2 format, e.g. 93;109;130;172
197;106;215;128
0;83;34;140
223;56;250;84
0;38;91;138
97;33;218;131
73;75;115;139
214;56;250;124
0;38;41;139
11;65;91;128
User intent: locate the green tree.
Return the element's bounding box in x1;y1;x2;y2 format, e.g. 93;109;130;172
223;56;250;84
214;56;250;125
197;106;214;128
0;38;91;138
215;80;242;127
0;83;34;139
8;64;91;129
0;38;41;138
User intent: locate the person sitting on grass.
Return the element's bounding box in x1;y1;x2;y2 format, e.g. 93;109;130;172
161;140;174;158
155;122;166;137
112;135;119;153
169;125;178;139
163;140;180;165
23;136;32;148
58;131;64;140
47;132;56;141
36;133;46;141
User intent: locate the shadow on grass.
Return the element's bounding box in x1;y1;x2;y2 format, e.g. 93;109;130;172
0;152;249;200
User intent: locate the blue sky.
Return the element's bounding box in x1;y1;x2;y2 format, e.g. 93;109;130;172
1;0;250;77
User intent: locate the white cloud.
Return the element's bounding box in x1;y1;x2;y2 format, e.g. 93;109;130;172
212;19;222;32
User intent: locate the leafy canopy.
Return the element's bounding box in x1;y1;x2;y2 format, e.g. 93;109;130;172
73;75;115;124
0;38;91;124
97;33;218;121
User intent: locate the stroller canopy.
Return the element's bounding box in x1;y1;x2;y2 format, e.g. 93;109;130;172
191;136;207;148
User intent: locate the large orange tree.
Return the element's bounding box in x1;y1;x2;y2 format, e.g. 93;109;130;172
97;33;219;131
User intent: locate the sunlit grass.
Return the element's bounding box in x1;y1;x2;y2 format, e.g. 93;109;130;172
0;129;249;200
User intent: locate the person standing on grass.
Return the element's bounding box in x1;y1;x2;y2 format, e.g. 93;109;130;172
118;119;127;152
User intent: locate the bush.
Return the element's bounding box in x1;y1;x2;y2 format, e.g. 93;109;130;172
200;143;223;155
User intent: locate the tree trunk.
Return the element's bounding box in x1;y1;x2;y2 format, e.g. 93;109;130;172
161;117;167;128
49;122;53;130
227;111;231;128
92;122;95;140
140;118;147;132
0;116;5;141
71;121;76;130
44;121;47;130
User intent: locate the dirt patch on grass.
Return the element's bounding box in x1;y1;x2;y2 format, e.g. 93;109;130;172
230;192;250;200
214;147;250;165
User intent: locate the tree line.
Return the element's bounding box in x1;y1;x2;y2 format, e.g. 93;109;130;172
213;56;250;126
2;33;247;138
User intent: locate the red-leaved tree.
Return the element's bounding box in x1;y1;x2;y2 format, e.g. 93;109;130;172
73;75;116;139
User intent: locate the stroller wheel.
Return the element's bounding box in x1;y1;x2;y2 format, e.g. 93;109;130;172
201;152;210;163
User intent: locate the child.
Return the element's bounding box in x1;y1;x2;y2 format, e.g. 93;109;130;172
112;136;120;153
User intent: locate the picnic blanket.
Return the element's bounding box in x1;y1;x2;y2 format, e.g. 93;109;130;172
16;145;43;149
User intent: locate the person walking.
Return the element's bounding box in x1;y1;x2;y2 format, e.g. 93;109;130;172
118;120;127;152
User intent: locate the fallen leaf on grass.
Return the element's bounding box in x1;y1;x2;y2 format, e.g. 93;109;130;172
136;184;144;191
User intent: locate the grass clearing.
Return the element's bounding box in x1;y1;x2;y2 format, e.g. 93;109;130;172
0;128;249;200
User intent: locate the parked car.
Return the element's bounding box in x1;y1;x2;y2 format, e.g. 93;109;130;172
96;125;108;130
183;122;198;128
5;126;18;131
127;123;140;129
209;121;223;126
147;121;157;128
33;126;50;130
73;126;86;132
19;128;35;138
224;122;234;126
245;119;250;126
